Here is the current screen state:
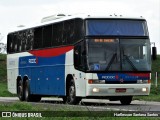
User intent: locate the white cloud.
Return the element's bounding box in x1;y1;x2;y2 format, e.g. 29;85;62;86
0;0;61;7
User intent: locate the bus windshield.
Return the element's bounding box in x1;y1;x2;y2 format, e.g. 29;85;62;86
87;39;151;72
86;19;148;36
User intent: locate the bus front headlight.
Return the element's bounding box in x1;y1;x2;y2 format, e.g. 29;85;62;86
93;88;99;92
142;88;147;92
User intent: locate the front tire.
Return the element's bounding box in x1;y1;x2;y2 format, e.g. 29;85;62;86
24;80;41;102
63;79;81;105
120;96;132;105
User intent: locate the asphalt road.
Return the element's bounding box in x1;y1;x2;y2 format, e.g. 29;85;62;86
0;97;160;111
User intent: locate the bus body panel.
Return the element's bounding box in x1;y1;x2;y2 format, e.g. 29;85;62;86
96;73;150;82
65;49;87;97
86;83;150;96
85;73;150;96
7;47;75;96
18;53;66;95
7;52;31;94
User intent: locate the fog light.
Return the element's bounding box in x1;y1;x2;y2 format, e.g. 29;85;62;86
93;88;99;92
142;88;147;92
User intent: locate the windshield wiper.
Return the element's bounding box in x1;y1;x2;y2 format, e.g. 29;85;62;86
123;55;138;71
105;53;117;71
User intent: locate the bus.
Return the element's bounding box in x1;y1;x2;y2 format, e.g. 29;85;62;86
7;14;151;105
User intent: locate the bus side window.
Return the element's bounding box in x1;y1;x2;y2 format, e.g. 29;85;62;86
43;25;52;48
18;31;24;52
74;44;81;68
52;23;63;47
13;34;18;52
11;34;16;53
74;19;84;43
63;19;75;45
34;27;43;49
7;34;14;53
74;41;86;71
26;29;34;50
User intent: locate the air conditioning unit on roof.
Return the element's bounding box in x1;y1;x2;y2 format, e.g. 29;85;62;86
41;14;66;23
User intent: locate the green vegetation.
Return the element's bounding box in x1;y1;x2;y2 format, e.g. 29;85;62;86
0;102;159;120
0;54;6;81
134;86;160;101
0;102;41;111
0;54;14;97
0;81;15;97
151;55;160;85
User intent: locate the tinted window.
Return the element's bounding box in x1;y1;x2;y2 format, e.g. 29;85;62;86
7;34;14;53
13;33;18;52
18;29;34;52
26;29;34;50
86;19;148;36
52;23;63;46
74;19;84;43
43;25;52;48
7;18;84;53
63;19;75;45
74;40;86;71
34;27;43;49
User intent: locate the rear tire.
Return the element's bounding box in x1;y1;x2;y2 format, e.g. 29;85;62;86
24;80;41;102
63;79;81;105
120;96;132;105
17;80;25;101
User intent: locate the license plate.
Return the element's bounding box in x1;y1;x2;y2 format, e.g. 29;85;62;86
115;88;126;93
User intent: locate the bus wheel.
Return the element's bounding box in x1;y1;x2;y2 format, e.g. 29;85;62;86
65;79;81;105
17;80;25;101
24;80;41;102
120;96;132;105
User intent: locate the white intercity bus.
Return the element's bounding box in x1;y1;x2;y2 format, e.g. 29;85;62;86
7;14;151;105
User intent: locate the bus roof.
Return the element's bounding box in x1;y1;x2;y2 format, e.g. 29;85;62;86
8;14;146;34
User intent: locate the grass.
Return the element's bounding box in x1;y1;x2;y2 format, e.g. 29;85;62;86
0;81;15;97
0;54;7;82
0;54;13;97
134;85;160;101
0;102;41;111
0;102;160;120
151;55;160;85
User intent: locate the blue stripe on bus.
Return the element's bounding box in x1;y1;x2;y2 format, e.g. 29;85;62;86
19;54;66;96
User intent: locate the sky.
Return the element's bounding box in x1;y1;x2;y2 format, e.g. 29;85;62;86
0;0;159;53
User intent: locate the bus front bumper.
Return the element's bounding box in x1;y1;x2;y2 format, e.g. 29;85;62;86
86;84;150;96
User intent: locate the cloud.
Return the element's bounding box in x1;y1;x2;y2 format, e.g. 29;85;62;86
0;0;61;7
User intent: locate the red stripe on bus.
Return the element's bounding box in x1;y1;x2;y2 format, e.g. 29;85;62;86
29;46;74;57
128;73;150;78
